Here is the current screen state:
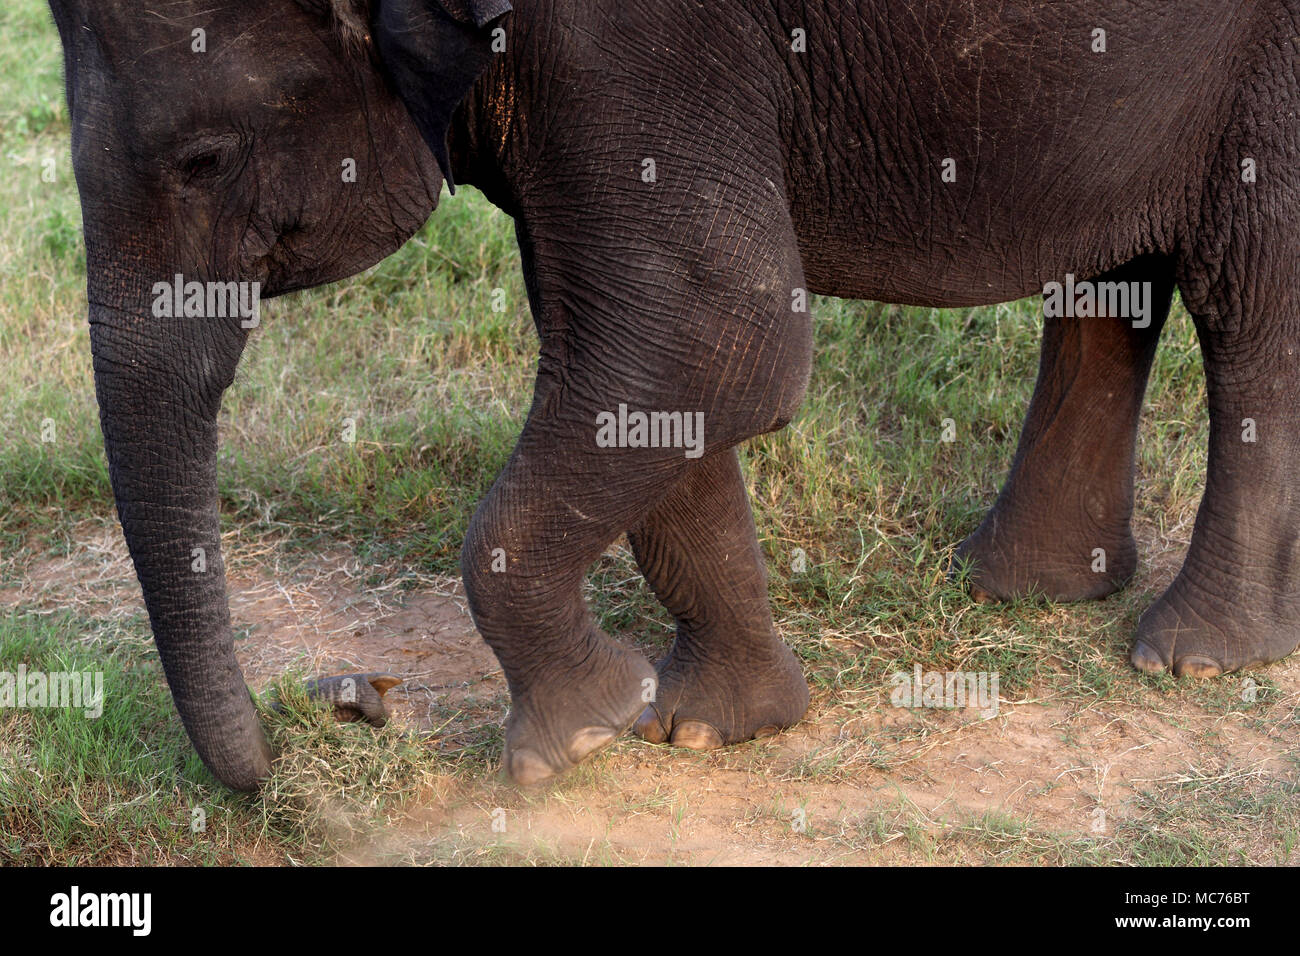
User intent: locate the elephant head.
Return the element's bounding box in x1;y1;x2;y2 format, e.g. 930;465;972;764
48;0;506;789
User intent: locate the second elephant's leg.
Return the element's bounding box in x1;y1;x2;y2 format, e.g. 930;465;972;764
955;254;1175;601
628;448;809;749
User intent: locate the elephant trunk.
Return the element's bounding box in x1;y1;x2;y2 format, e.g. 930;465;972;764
89;295;270;791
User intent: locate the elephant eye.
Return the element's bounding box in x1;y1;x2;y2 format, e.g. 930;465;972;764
182;152;222;178
174;133;243;183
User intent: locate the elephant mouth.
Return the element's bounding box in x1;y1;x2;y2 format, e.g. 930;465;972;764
237;184;441;300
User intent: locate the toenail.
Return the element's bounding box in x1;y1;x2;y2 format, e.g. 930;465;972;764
507;747;556;786
1130;640;1167;674
1173;654;1223;679
633;706;670;744
566;726;617;762
670;720;723;750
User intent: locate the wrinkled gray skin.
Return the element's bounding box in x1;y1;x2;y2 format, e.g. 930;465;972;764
49;0;440;789
51;0;1300;790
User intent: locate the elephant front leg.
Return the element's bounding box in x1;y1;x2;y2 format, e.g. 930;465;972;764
460;434;661;785
463;350;806;784
464;135;810;781
955;255;1174;601
628;448;809;750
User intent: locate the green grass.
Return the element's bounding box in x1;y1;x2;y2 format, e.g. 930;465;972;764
1;0;1293;866
0;611;251;864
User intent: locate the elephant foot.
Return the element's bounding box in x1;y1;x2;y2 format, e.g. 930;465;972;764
633;634;809;750
269;672;403;726
1131;578;1300;677
503;628;655;786
952;511;1136;603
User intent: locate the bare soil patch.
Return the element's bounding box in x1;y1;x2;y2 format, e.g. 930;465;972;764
8;520;1297;865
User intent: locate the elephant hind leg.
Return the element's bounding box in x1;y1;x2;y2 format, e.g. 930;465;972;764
954;253;1175;603
1133;179;1300;677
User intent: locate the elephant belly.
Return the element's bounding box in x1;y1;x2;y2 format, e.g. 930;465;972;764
776;0;1252;306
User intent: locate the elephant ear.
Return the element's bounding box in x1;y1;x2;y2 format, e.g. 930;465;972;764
372;0;513;192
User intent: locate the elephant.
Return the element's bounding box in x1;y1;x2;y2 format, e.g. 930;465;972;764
48;0;1300;791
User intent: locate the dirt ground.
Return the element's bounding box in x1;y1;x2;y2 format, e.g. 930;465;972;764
9;521;1298;865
